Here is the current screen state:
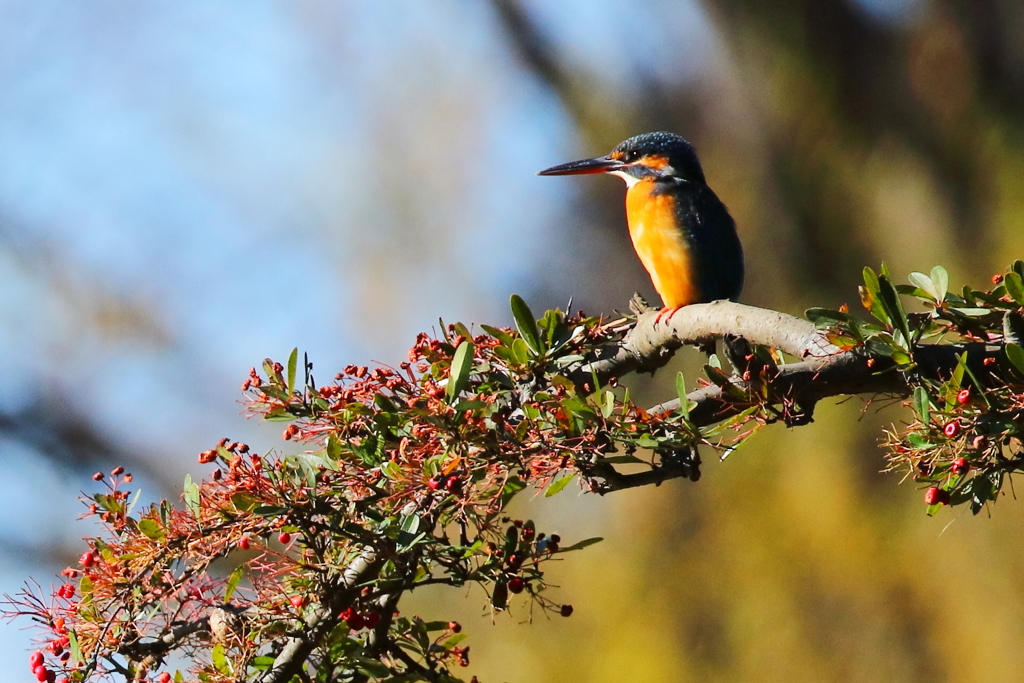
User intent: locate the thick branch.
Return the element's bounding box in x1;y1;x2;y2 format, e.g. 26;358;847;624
575;301;838;390
258;547;383;683
582;302;1007;492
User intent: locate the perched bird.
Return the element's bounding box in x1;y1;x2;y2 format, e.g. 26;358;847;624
538;132;744;320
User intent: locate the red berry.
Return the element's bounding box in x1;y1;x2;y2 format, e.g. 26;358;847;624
30;652;44;668
508;577;525;594
290;595;305;608
427;476;444;490
448;620;462;633
111;466;124;476
346;613;366;630
924;487;950;505
278;532;292;545
79;551;95;568
92;472;104;481
34;665;49;682
158;673;172;683
943;421;961;438
951;458;970;475
993;274;1004;284
956;389;971;405
560;604;574;617
46;670;56;683
445;477;462;493
364;612;380;629
238;536;251;550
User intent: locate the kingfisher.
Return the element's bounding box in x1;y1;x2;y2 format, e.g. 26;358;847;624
538;132;744;320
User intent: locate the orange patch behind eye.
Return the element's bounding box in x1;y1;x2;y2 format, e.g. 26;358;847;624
638;154;669;170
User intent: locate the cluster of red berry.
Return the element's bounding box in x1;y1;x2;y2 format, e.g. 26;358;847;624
427;473;463;494
339;606;382;631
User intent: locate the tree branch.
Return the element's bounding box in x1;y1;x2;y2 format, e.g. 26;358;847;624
258;547;384;683
574;301;839;391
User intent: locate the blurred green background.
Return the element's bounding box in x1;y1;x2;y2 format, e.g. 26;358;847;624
2;1;1023;681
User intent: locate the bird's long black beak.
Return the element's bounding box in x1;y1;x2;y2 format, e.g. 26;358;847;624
537;155;625;176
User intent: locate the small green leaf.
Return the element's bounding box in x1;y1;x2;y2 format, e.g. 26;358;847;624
913;386;931;424
67;630;82;666
545;474;576;497
183;474;200;519
212;644;231;674
354;658;391;678
510;337;531;365
1004;272;1024;305
397;513;421;547
224;565;245;601
805;307;853;326
601;390;615;418
381;461;402;480
908;272;937;301
930;265;948;301
480;323;514;346
446;340;475;403
500;476;527;506
1006;343;1024;376
137;518;165;541
877;274;911;347
286;347;298;395
443;633;469;648
861;267;886;322
510;294;542;354
675;371;690;420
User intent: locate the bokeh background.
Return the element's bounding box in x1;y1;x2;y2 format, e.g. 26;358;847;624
3;1;1024;681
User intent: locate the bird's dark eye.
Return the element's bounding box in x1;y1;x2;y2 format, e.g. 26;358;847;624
620;150;639;163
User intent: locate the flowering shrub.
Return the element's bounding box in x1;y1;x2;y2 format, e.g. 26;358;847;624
5;263;1024;682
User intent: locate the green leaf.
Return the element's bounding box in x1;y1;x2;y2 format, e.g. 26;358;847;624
805;307;854;326
286;347;298;396
949;308;992;317
442;633;469;648
253;504;290;516
1004;272;1024;305
510;338;531;365
398;513;421;547
913;386;931;424
381;461;402;480
675;371;690;419
545;474;576;497
183;474;200;519
67;629;82;666
601;389;615;418
480;323;514;346
224;565;245;601
354;659;391;678
930;265;949;301
500;476;527;506
1006;343;1024;376
137;518;165;541
510;294;542;354
908;272;937;301
212;644;231;675
860;267;887;323
877;274;911;347
446;340;475;403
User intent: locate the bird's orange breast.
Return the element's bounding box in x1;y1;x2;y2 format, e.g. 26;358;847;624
624;179;699;308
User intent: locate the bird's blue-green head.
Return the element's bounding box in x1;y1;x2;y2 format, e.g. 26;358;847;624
538;131;707;186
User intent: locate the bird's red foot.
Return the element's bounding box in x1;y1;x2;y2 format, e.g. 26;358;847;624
654;306;681;325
